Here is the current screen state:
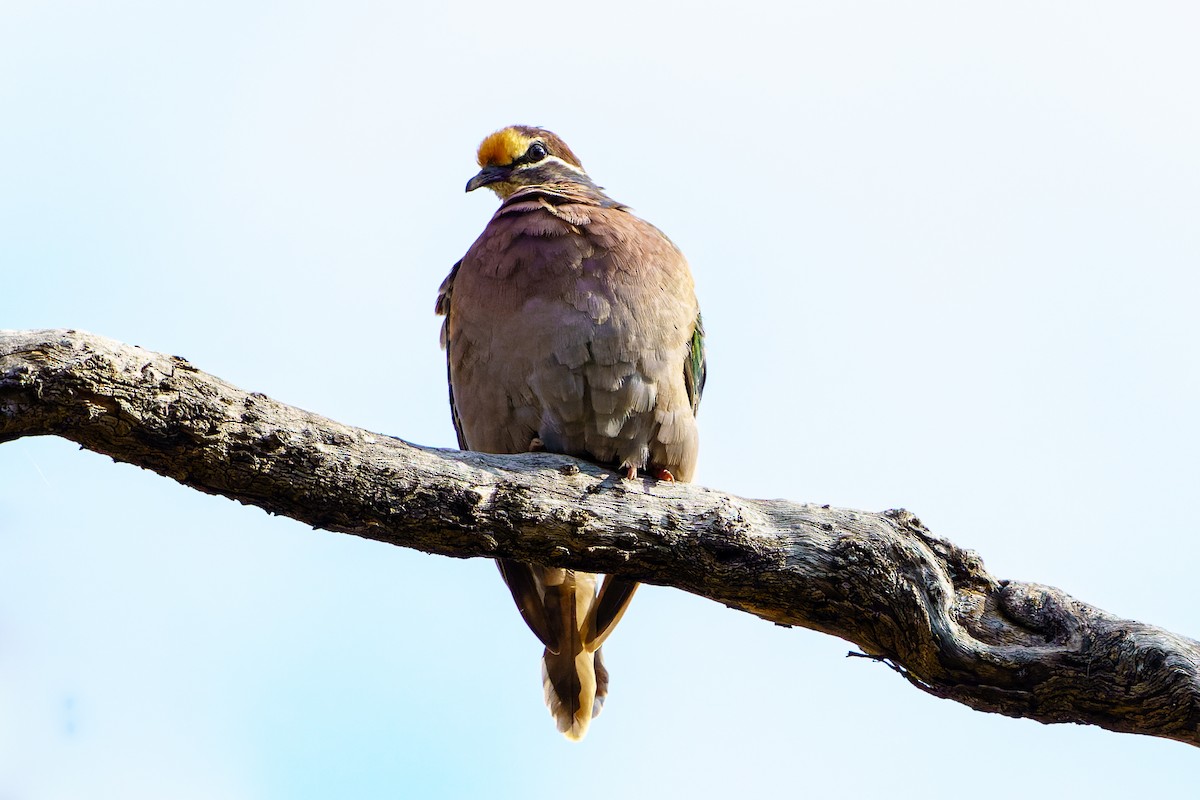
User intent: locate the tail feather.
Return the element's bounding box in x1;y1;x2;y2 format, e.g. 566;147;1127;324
593;646;609;713
587;576;639;651
540;570;612;741
501;567;632;740
542;644;605;740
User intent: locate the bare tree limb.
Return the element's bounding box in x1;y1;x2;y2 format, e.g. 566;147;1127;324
2;328;1198;746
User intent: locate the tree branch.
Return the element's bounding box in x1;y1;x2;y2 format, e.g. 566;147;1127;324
2;328;1198;746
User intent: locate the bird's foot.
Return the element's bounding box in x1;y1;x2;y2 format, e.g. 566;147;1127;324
619;465;676;482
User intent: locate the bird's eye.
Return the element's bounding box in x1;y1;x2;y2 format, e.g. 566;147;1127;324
526;142;548;162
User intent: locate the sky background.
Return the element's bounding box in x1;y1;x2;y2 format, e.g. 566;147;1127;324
2;1;1199;797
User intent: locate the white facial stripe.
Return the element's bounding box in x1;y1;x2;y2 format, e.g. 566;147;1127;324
514;155;587;178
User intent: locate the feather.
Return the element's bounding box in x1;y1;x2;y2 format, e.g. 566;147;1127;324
540;570;601;740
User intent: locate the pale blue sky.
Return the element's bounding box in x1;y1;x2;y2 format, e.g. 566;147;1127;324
2;2;1198;797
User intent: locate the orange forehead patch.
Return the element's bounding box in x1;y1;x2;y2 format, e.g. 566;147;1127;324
476;127;533;168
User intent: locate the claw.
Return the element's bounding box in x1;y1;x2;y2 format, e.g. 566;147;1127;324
620;465;676;482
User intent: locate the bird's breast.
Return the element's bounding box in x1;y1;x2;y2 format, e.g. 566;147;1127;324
449;204;698;475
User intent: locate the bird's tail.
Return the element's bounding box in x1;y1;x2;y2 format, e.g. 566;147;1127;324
538;572;603;740
499;563;638;740
542;641;608;741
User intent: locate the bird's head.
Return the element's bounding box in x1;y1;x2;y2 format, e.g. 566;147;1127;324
466;126;588;199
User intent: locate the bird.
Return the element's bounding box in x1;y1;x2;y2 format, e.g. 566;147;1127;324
436;125;705;740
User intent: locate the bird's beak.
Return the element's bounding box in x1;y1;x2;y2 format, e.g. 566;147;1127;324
466;165;510;193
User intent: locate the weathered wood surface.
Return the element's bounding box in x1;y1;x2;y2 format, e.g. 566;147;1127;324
2;328;1198;746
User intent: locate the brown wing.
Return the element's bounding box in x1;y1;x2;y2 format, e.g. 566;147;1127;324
435;259;467;450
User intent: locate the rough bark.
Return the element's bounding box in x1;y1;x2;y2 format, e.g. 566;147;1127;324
2;328;1198;747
